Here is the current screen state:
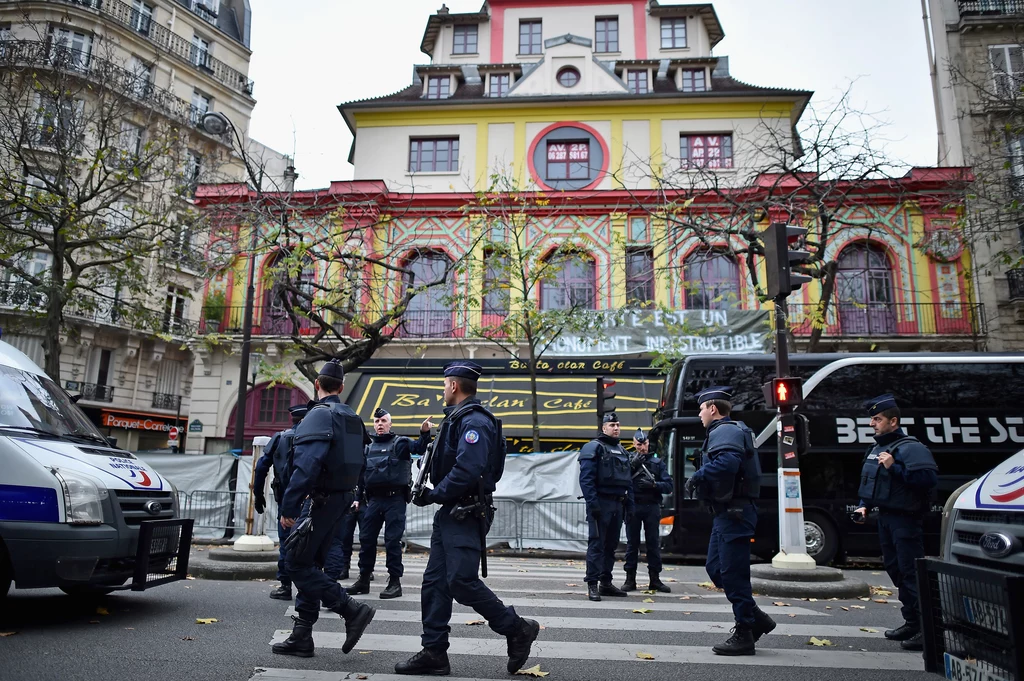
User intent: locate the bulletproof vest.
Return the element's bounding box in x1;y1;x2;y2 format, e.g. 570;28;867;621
596;438;632;490
699;420;759;502
432;401;506;495
858;435;936;512
270;428;296;503
316;401;365;493
364;434;412;490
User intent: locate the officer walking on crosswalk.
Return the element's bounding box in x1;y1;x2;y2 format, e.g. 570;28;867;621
854;393;938;652
622;427;674;593
272;360;376;658
579;412;634;602
253;403;307;601
347;407;434;599
395;361;540;677
685;386;775;655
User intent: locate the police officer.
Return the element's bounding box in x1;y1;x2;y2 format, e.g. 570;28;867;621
622;427;674;593
253;403;307;600
347;407;434;599
395;361;539;677
684;386;775;655
854;393;938;652
579;412;634;602
272;360;376;658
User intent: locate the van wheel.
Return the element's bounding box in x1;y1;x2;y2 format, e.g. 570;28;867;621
804;511;839;565
59;585;117;598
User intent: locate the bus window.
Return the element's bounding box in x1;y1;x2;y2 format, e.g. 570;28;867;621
802;364;889;411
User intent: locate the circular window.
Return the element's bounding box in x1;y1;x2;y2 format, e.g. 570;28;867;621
556;67;580;88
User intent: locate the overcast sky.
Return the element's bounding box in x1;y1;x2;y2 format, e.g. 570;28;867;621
245;0;938;190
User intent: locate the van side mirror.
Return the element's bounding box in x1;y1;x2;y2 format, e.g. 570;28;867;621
70;394;82;404
105;437;118;448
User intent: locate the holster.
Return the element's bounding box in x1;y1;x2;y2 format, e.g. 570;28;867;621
282;516;313;555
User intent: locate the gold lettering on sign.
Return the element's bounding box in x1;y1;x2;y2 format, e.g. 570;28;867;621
592;360;625;372
543;398;593;411
392;393;433;407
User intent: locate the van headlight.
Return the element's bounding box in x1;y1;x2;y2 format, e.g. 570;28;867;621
50;467;108;525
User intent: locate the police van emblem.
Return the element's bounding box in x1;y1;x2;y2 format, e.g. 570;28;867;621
465;430;480;444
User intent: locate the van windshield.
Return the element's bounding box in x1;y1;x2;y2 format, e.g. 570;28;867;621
0;365;106;441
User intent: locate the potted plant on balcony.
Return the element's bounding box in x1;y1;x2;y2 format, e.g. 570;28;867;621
202;290;226;333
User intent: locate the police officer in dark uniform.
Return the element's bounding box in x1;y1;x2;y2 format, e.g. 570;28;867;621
684;386;775;655
395;361;540;677
253;403;307;600
854;393;938;652
622;427;674;593
347;407;434;599
325;489;364;582
272;360;376;658
579;412;634;602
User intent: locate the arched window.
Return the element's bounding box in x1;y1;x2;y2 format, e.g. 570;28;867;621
541;252;597;310
683;250;740;310
261;253;315;335
226;382;310;446
402;251;452;337
835;242;896;334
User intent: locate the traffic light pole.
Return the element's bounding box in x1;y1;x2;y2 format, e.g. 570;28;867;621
773;295;816;570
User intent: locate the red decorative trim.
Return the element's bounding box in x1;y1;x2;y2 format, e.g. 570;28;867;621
491;5;505;63
633;1;647;59
526;121;611;191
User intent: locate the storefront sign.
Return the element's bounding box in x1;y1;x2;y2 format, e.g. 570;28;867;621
546;309;770;357
101;410;174;432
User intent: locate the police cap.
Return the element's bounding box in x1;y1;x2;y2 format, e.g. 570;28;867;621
318;358;344;381
288;404;308;418
865;394;898;416
373;407;390;419
634;427;647;443
695;385;732;405
443;360;483;381
602;412;620;424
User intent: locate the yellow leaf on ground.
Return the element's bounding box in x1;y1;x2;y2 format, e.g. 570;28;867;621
636;652;655;660
186;575;196;580
808;637;834;647
698;581;717;589
195;618;218;625
641;590;658;595
96;607;109;616
181;636;195;641
518;569;528;573
683;612;692;615
0;632;17;637
357;676;369;680
808;598;819;602
679;596;691;600
632;608;653;614
565;583;578;587
515;664;550;677
859;597;871;602
666;578;677;582
643;598;655;603
465;620;485;626
850;605;866;610
841;607;850;611
871;586;893;596
787;614;797;618
772;601;790;607
860;628;879;633
873;599;889;604
359;651;372;654
825;606;833;610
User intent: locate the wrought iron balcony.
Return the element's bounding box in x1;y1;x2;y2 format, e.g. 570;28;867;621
785;301;986;337
74;382;115;403
958;0;1024;16
1008;268;1024;301
152;392;182;410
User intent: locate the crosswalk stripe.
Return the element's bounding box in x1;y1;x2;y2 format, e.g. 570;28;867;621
267;632;923;670
362;585;729;597
341;593;825;615
285;606;888;638
252;672;492;681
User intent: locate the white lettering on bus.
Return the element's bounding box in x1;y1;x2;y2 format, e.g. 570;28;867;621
836;416;1021;445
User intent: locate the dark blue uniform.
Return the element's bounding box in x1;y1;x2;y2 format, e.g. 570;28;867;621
624;452;673;576
690;417;759;628
418;398;520;652
858;427;938;629
358;431;430;579
325;502;363;580
254;428;296;588
578;435;634;586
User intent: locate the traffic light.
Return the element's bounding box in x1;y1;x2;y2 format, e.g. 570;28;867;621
596;376;616;424
762;377;804;408
763;222;813;298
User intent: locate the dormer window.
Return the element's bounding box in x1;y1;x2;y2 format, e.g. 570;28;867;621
595;17;618;53
453;24;478;55
661;17;687;49
519;19;542;55
680;68;707;92
626;69;649;94
426;75;451;99
489;73;511;97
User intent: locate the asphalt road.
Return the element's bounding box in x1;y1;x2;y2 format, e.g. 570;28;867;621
0;553;930;681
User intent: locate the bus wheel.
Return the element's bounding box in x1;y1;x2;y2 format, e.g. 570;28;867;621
804;512;839;565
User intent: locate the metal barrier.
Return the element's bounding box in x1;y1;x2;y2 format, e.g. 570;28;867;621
180;490;241;536
519;500;589;548
918;558;1024;681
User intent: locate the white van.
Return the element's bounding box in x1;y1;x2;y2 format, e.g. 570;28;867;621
0;339;191;599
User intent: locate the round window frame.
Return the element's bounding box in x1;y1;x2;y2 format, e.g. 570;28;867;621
556;66;581;88
527;122;610;192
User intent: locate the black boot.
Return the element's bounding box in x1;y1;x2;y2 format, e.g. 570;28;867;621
268;584;292;600
347;573;371;595
587;583;601;602
621;570;637;592
648;571;671;593
338;567;350;581
506;617;541;673
380;576;402;599
901;631;924;651
712;625;756;656
395;647;451;676
272;615;314;657
599;580;627;597
884;622;919;641
336;598;376;654
752;606;776;641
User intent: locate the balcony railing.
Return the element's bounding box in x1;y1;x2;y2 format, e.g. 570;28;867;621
785;302;986;338
958;0;1024;16
152;392;182;410
1008;268;1024;301
46;0;255;95
77;382;114;403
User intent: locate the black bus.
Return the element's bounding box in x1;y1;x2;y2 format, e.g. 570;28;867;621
651;353;1024;564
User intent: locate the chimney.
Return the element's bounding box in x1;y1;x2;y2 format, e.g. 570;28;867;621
283;164;298;193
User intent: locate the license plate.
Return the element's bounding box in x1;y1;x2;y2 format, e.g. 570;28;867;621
944;653;1008;681
150;537;168;554
962;596;1008;635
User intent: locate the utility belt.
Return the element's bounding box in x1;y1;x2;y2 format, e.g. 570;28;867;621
707;498;755;518
309;488;355;507
450;493;493;521
876;506;923;518
366;487;408;499
598;492;628;502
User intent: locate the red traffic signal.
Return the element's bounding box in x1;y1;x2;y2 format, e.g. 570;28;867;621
762;377;803;408
596;376;617;424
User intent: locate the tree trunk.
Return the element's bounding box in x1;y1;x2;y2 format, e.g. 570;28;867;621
528;344;541;453
806;261;838;353
43;247;67;381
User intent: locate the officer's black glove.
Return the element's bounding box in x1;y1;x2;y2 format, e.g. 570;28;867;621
588;505;601;522
254;493;266;515
684;477;697;498
412;488;433;507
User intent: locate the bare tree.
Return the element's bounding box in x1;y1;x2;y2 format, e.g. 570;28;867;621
0;20;222;379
